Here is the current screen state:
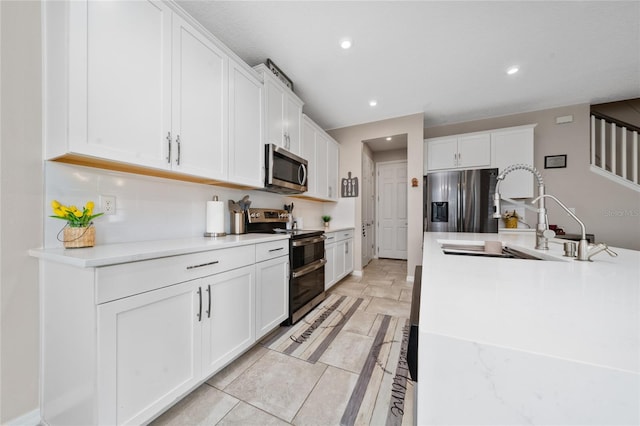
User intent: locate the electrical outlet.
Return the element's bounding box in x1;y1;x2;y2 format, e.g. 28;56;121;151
100;195;116;215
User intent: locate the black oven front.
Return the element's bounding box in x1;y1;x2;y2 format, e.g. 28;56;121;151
287;233;326;325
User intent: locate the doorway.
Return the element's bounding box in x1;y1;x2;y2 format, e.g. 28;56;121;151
361;150;375;267
376;160;408;260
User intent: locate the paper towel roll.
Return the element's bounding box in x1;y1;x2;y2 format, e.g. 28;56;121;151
206;200;225;234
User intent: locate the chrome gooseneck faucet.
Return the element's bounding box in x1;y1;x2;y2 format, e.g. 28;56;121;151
492;164;553;250
531;194;618;261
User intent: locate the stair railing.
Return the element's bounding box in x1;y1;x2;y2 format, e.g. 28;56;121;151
590;112;640;192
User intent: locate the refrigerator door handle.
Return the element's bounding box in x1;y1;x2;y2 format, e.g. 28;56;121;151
457;179;462;231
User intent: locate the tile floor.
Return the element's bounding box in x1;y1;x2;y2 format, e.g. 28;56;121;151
152;258;413;426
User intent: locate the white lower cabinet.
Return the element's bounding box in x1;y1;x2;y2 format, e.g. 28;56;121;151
98;280;202;425
201;265;255;377
324;229;355;290
255;255;289;339
39;240;288;426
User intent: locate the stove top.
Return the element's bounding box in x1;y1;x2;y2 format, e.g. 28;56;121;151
245;208;323;239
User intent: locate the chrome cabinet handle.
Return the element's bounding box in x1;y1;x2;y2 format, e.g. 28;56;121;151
166;132;172;163
268;247;284;252
206;284;211;318
186;260;219;270
197;287;202;322
345;242;349;254
176;135;181;165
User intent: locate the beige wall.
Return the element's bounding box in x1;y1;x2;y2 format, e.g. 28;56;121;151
372;148;407;163
425;104;640;250
0;1;42;422
328;113;424;279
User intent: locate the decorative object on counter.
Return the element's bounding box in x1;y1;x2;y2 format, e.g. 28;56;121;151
228;195;251;234
502;210;519;229
205;195;226;237
411;177;419;187
322;215;331;229
284;203;294;230
544;154;567;169
341;172;359;197
266;58;294;91
50;200;103;248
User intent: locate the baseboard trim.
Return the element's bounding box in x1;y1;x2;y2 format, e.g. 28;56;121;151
6;408;40;426
351;270;363;277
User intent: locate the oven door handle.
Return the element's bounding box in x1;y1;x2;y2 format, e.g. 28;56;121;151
292;258;327;278
291;235;327;247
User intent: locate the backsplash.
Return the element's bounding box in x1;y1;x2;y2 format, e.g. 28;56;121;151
44;162;341;248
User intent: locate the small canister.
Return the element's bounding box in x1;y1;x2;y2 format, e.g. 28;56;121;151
563;241;577;257
230;211;246;234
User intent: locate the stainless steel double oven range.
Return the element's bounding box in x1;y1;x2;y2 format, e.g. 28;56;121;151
246;208;326;325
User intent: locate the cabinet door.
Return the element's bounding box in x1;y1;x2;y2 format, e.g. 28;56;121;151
264;78;285;148
285;95;303;155
344;238;354;275
172;15;228;179
301;118;318;197
256;256;289;339
335;240;347;282
228;60;264;187
491;127;535;198
457;133;491;169
83;0;172;169
97;280;201;426
201;265;255;377
426;138;458;171
324;243;336;290
315;133;329;198
327;139;339;200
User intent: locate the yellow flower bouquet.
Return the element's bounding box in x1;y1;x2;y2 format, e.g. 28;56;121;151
50;200;103;248
50;200;104;227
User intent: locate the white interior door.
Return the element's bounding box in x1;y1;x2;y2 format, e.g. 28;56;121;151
377;161;408;260
362;152;375;266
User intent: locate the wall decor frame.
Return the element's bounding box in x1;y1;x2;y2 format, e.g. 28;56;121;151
544;154;567;169
266;58;294;91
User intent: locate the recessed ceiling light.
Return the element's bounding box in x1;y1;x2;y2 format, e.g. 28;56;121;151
369;100;378;107
506;66;519;75
386;137;392;141
340;38;352;49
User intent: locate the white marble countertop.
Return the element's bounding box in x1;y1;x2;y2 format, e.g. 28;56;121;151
29;234;289;268
418;232;640;425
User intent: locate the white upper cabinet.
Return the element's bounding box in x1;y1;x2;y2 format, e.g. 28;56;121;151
46;0;173;168
171;13;228;179
425;133;491;171
255;64;304;155
44;0;264;188
424;124;536;198
491;124;536;198
301;116;318;196
327;139;339;201
228;59;264;188
300;114;340;201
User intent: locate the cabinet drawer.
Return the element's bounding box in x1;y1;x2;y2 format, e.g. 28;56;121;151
324;232;338;246
255;239;289;263
335;230;354;242
96;245;255;304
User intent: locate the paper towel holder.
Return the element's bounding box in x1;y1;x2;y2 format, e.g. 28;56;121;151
204;195;227;238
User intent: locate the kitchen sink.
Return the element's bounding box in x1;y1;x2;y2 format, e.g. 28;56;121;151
439;240;555;261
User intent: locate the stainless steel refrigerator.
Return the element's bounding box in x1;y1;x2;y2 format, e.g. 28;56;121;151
424;168;499;233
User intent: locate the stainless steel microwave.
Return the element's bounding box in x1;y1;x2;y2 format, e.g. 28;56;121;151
264;144;308;194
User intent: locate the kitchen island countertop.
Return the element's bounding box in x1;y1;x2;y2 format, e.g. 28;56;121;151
418;231;639;425
29;234;290;268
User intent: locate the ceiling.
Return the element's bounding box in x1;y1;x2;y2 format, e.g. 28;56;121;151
176;1;640;136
